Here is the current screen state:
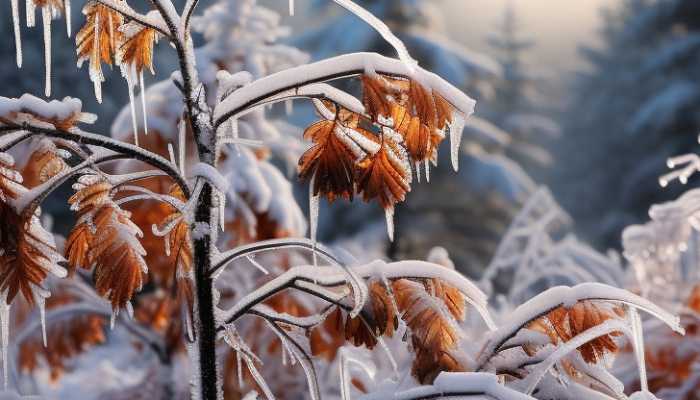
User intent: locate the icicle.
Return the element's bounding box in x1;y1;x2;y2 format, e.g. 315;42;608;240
285;99;293;115
26;0;36;27
415;161;421;183
38;296;47;347
246;255;269;275
110;308;119;330
178;118;187;175
11;0;22;67
0;297;9;389
139;71;148;136
309;177;320;267
385;207;395;241
229;118;240;155
126;301;134;319
218;191;226;232
42;7;52;97
629;307;649;393
91;12;103;103
125;69;139;147
64;0;71;37
168;143;177;166
424;159;430;182
236;351;243;388
450;113;466;171
289;0;294;16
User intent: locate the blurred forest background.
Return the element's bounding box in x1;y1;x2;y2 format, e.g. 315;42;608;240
2;0;698;280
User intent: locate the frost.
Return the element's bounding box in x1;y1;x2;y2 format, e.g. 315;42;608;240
192;222;210;240
192;162;230;193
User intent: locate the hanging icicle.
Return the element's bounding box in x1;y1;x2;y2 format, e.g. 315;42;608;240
139;70;148;136
629;306;649;393
0;296;9;389
123;66;139;146
178;117;187;174
64;0;71;36
11;0;22;67
309;176;320;267
42;6;52;97
385;207;395;241
289;0;294;16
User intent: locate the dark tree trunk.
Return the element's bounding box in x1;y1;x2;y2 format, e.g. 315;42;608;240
192;183;220;399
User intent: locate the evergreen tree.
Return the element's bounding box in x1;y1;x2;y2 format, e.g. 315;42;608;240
555;0;700;249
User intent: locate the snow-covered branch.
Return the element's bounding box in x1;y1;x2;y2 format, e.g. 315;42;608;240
92;0;170;36
213;52;476;129
476;283;683;370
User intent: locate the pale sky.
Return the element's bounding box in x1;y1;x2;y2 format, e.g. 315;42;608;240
442;0;616;73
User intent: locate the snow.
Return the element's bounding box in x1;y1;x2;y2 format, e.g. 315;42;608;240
191;162;230;193
361;372;535;400
0;94;84;122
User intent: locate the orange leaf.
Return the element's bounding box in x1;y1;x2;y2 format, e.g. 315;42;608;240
76;2;124;83
299;120;359;202
117;23;157;75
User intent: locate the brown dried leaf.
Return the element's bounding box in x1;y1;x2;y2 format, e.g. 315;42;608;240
527;301;624;364
20;140;67;189
65;176;147;310
392;279;466;383
76;2;124;82
117;23;157;74
355;137;411;210
0;155;61;306
298;119;358;202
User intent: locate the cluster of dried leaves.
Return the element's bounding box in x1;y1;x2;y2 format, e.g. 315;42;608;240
0;143;64;307
526;301;625;364
299;75;456;212
76;1;158;88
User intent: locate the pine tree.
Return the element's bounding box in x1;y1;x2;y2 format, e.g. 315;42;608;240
555;0;700;248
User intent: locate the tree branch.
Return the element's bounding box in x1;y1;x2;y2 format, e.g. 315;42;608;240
2;122;190;198
93;0;170;36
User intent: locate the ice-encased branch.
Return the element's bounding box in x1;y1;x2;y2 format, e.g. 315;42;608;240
476;283;683;370
213;52;476;129
2;121;190;197
359;372;536;400
219;259;495;331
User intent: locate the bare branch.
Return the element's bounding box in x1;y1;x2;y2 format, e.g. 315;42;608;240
2;122;190;197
